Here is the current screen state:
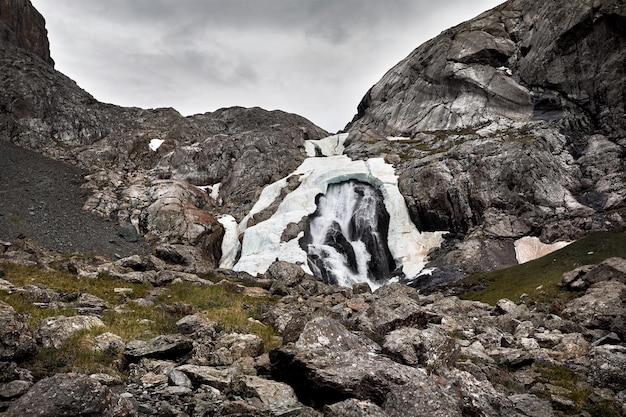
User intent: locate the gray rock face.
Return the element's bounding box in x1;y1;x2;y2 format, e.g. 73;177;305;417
346;0;626;272
3;373;112;417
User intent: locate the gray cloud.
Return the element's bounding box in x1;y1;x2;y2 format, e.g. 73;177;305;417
31;0;503;131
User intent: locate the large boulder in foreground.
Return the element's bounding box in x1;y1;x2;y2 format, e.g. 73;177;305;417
3;373;113;417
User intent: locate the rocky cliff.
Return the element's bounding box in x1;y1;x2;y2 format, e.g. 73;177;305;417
347;0;626;273
0;0;52;66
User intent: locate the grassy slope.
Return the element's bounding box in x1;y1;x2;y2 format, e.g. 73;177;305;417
459;231;626;305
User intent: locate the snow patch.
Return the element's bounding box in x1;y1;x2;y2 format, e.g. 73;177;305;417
149;139;165;151
304;133;349;157
514;236;573;264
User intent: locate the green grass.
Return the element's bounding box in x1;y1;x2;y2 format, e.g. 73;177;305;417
458;231;626;305
0;261;280;378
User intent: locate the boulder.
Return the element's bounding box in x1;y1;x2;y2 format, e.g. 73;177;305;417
35;315;104;349
588;344;626;392
215;333;265;360
271;317;441;408
382;326;460;368
324;399;387;417
229;375;301;416
3;373;113;417
0;301;35;360
124;334;193;360
353;293;440;340
561;281;626;330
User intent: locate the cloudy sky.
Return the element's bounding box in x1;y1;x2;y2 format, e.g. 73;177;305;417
31;0;502;132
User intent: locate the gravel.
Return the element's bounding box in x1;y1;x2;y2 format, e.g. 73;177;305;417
0;140;149;259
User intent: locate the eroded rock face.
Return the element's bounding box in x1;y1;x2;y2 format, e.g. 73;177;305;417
346;0;626;272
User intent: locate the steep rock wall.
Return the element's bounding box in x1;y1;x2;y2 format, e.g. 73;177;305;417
346;0;626;272
0;0;53;66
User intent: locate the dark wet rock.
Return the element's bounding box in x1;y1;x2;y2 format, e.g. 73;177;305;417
124;334;193;361
3;373;113;417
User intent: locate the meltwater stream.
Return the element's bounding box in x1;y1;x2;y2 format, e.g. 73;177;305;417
301;180;395;287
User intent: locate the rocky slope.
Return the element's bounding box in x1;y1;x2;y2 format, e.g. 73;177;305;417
0;244;625;416
347;0;626;273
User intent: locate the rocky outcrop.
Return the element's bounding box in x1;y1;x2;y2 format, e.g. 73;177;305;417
0;0;53;66
346;0;626;272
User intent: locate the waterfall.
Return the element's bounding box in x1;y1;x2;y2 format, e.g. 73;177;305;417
301;180;395;287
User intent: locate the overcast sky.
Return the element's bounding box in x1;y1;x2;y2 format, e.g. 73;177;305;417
31;0;502;132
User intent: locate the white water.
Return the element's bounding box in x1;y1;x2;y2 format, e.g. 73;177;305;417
218;133;446;289
305;180;393;287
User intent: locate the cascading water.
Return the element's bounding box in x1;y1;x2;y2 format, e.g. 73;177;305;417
300;180;396;287
224;134;446;290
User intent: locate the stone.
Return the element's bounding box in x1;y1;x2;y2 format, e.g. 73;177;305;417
3;373;113;417
124;334;193;360
0;379;30;399
167;369;192;388
175;314;216;339
93;332;125;353
561;281;626;329
215;333;264;359
0;301;35;360
324;398;387;417
588;344;626;392
509;394;554;417
35;315;104;349
229;375;301;416
353;293;440;340
76;293;108;316
176;364;231;390
382;326;460;368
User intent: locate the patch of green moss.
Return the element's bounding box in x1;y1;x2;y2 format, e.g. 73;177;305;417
458;231;626;305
